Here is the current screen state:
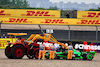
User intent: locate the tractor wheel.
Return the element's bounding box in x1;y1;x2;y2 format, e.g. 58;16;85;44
27;50;34;59
34;50;39;59
86;54;93;61
27;55;34;59
5;46;13;59
11;45;25;59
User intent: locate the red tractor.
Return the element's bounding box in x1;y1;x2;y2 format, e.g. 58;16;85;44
5;33;67;59
5;33;40;59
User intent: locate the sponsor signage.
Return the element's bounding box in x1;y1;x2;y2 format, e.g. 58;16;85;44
36;41;100;53
77;11;100;18
0;38;16;49
75;43;100;52
0;17;100;25
0;9;60;18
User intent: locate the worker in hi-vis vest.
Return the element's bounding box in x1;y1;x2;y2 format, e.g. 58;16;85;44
38;42;46;60
49;43;56;59
16;37;21;43
67;42;73;60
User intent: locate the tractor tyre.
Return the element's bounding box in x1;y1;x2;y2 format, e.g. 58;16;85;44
27;50;34;59
27;55;34;59
5;46;13;59
34;50;39;59
11;45;25;59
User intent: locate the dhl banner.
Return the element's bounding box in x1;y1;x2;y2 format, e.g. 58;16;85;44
0;38;16;49
0;9;60;18
77;11;100;18
0;17;100;25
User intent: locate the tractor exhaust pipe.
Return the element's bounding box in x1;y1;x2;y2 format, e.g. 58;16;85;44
38;25;45;34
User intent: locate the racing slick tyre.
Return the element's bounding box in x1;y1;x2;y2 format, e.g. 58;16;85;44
34;50;39;59
45;52;49;59
27;50;34;59
5;46;13;59
11;45;25;59
45;56;49;59
86;54;93;61
82;54;87;60
56;56;60;59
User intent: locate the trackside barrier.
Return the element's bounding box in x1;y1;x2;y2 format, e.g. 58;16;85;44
0;38;16;49
31;41;100;53
0;9;60;18
77;11;100;19
0;17;100;25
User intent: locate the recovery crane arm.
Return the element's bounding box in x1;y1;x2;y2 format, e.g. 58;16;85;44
26;34;67;47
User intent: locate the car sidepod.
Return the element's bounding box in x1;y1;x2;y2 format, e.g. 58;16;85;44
73;49;83;60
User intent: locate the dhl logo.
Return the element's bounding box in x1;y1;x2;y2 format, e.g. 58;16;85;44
41;19;68;24
4;18;32;23
0;10;11;16
82;12;100;18
21;11;55;17
79;20;100;24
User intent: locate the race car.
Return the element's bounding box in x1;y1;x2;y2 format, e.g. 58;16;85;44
45;49;95;60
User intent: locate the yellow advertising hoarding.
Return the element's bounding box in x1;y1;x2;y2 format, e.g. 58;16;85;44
77;11;100;18
0;9;60;18
0;38;16;49
0;17;100;25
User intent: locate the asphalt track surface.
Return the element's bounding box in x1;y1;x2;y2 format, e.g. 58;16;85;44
0;49;100;67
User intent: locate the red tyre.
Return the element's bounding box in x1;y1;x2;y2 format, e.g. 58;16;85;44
11;45;25;59
5;46;13;59
34;50;39;59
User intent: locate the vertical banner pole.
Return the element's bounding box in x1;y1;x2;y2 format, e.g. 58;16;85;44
96;26;98;42
68;25;70;41
0;21;3;37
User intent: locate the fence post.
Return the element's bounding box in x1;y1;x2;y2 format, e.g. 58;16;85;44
0;21;3;37
68;25;70;41
96;26;98;42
